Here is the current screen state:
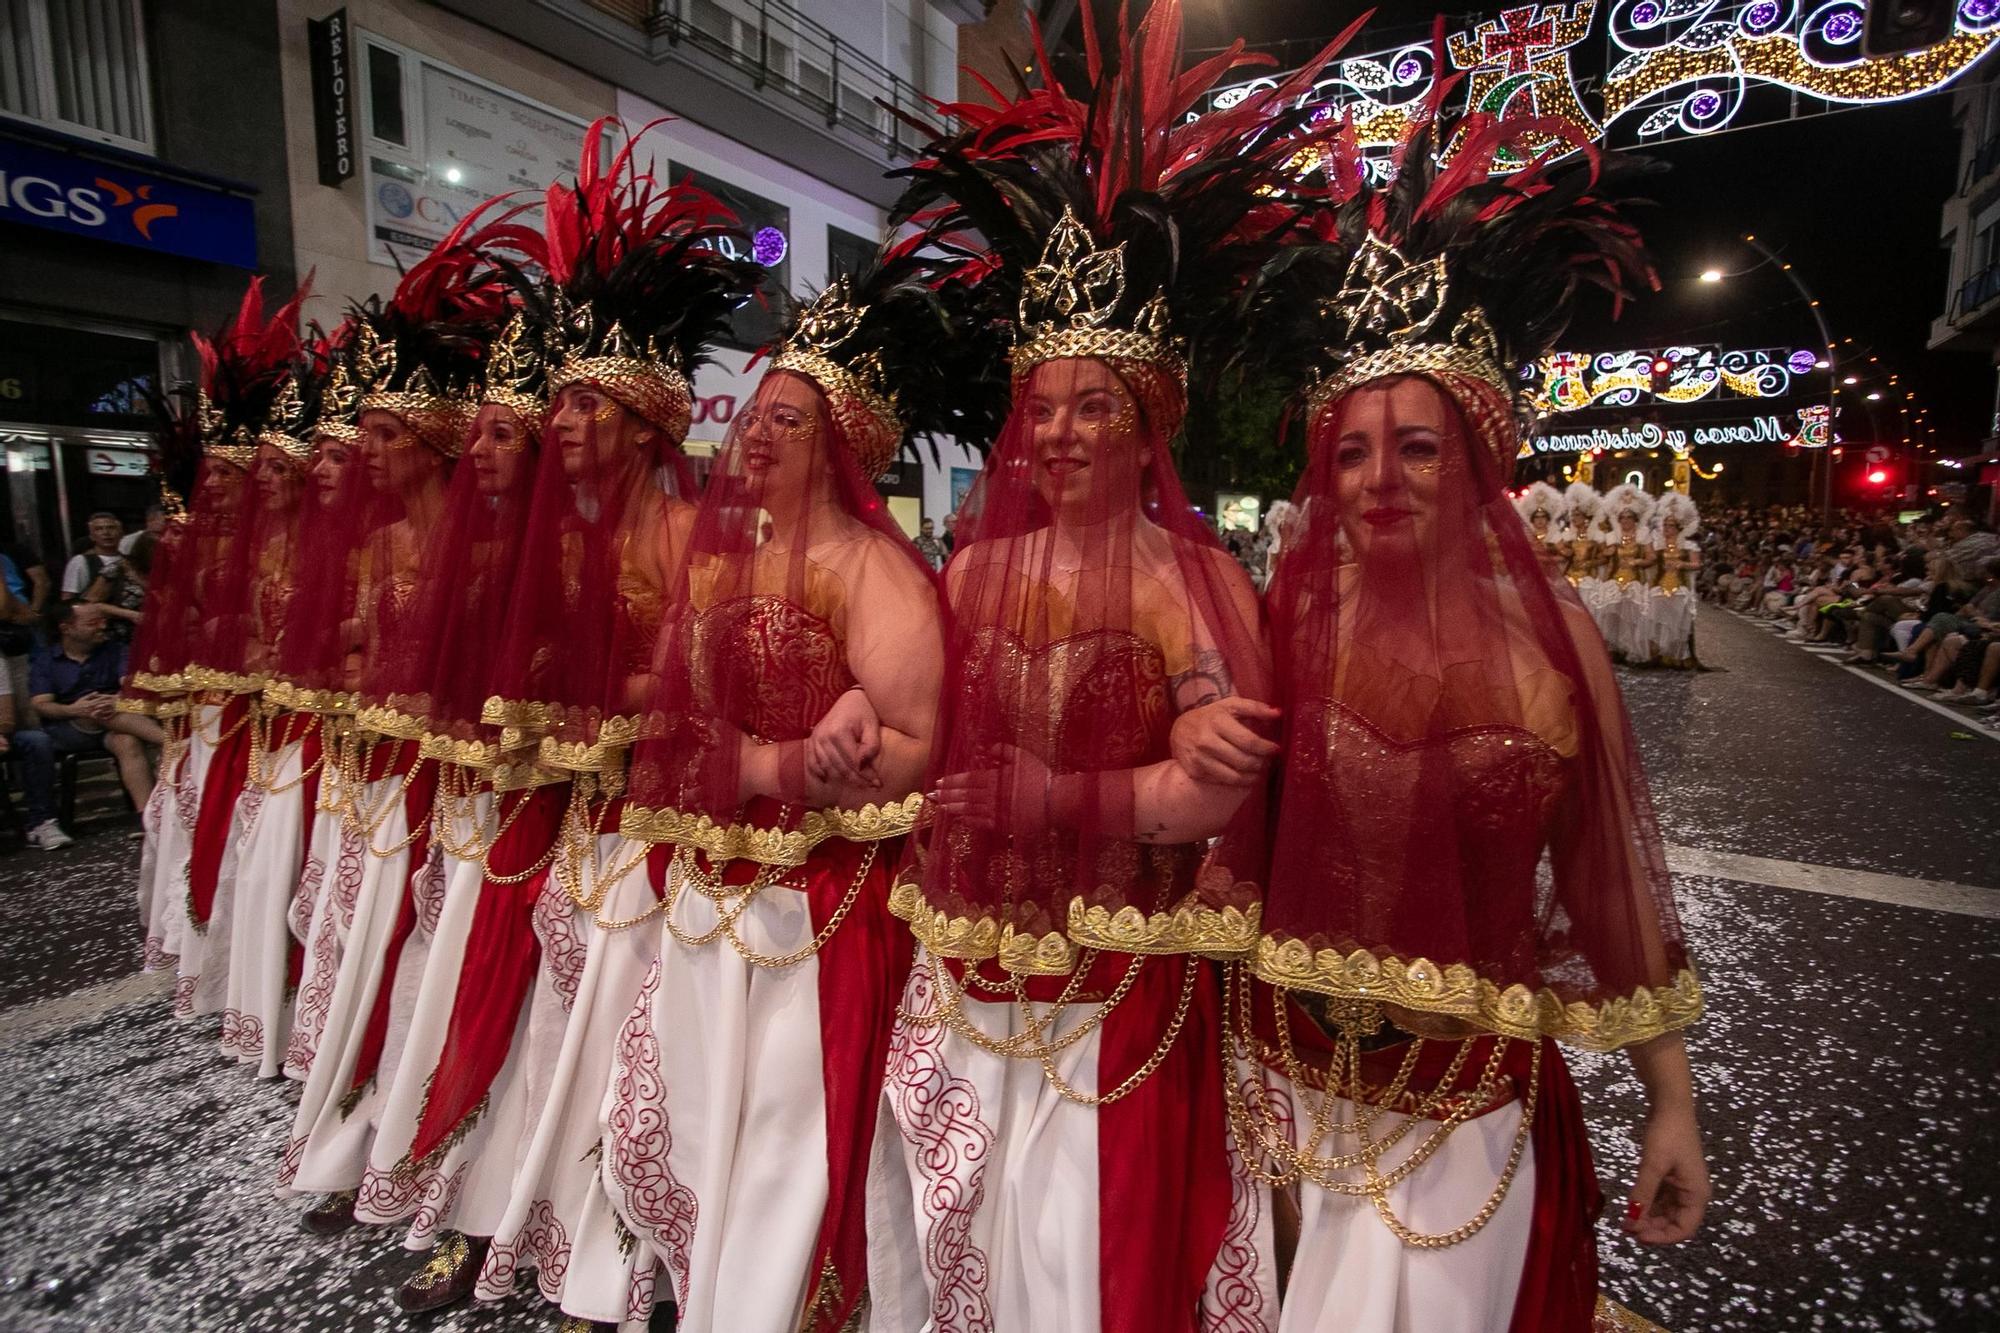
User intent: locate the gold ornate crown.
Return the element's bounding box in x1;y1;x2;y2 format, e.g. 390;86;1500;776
1010;209;1185;386
195;392;257;468
544;298;694;446
770;277;903;479
479;313;550;436
255;376;313;462
1305;234;1511;417
352;324;465;458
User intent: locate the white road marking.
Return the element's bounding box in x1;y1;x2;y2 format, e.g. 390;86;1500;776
1666;844;1999;918
1723;609;2000;743
0;968;168;1050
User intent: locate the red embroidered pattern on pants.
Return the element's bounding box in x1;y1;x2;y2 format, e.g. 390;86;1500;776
142;935;175;972
413;844;447;937
531;873;586;1013
171;972;196;1017
356;1159;429;1224
605;958;699;1310
173;759;199;834
284;824;365;1077
405;1163;470;1249
474;1198;570;1304
290;845;325;944
220;1009;266;1062
627;1262;658;1324
278;1132;308;1188
1199;1074;1275;1333
886;960;996;1333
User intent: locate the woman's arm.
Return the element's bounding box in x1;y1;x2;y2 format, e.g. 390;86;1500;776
1622;1031;1709;1244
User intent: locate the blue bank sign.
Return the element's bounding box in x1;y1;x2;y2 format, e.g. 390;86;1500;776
0;135;257;268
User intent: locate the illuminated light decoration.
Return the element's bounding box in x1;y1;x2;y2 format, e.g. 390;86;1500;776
1526;345;1817;411
1532;405;1836;453
1194;2;1998;170
751;226;788;267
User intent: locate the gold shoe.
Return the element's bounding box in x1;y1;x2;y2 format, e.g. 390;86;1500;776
394;1230;486;1313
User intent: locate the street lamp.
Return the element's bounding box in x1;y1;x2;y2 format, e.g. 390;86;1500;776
1699;268;1724;283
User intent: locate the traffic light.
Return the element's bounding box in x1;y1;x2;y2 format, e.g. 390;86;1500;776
1867;468;1889;486
1648;355;1675;394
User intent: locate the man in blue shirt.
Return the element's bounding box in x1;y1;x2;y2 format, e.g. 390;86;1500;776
12;602;164;849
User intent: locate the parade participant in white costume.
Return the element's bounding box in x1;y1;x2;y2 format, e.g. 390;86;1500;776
1515;481;1572;584
1589;483;1655;662
1189;97;1707;1333
863;4;1362;1327
451;120;758;1328
1645;491;1702;667
279;210;527;1233
351;309;561;1307
156;281;308;1020
1563;481;1602;590
592;256;1006;1332
211;336;359;1077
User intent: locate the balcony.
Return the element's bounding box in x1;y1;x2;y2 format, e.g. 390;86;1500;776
1965;132;2000;197
582;0;925;156
430;0;938;207
1931;261;2000;352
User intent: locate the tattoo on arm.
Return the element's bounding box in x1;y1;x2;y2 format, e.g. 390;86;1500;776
1171;648;1233;711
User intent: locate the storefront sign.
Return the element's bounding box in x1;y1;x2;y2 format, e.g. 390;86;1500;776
86;447;150;477
0;134;257;268
362;46;585;268
309;9;355;187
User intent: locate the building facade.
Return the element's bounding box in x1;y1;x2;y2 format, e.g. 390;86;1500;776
1930;62;2000;520
0;0;296;569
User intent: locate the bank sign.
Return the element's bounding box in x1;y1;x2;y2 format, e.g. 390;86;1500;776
0;135;258;268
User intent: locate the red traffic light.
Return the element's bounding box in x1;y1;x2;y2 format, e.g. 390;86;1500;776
1867;469;1889;485
1648;355;1675;393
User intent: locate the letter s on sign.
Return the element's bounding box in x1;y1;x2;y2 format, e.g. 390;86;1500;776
65;186;105;228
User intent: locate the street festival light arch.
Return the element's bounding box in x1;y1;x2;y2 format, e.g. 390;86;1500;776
1200;2;1999;178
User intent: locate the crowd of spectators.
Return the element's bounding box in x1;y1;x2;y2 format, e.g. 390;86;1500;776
0;507;169;851
1701;503;2000;726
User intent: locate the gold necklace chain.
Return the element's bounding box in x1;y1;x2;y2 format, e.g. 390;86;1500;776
654;838;878;962
1215;962;1541;1249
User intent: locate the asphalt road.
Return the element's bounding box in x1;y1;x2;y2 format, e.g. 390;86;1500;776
0;607;1993;1332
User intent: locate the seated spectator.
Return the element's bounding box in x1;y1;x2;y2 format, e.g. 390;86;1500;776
1900;557;2000;693
12;602;165;850
83;531;151;644
60;512;125;603
118;503;166;555
0;533;48;715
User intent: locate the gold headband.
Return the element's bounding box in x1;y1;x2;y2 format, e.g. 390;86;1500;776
767;280;903;478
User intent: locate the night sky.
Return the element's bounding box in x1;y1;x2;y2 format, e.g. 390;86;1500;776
1051;2;1990;464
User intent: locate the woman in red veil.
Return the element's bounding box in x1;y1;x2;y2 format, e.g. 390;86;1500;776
212;335;359;1079
383;119;760;1318
154;280;306;1024
280;213;528;1232
850;5;1361;1328
1186;104;1709;1333
586;256;1005;1331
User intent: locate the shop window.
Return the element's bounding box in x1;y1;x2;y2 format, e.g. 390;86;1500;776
0;0;153;152
367;43;406;148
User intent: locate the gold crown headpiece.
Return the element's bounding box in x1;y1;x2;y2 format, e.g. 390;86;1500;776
1304;234;1513;420
543;297;693;447
769;277;903;479
1011;210;1184;381
255;376;314;462
351;324;467;459
479;313;551;437
195;391;258;468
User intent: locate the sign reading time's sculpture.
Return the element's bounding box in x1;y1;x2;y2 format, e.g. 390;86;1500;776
1204;1;1998;170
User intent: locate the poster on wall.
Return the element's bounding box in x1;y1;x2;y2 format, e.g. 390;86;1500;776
362;43;588;269
950;466;979;515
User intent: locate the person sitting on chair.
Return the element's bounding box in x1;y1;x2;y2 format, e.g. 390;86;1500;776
13;602;164;849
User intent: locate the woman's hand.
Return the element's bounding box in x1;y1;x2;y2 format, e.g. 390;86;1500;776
1623;1100;1710;1245
1169;697;1281;787
806;687;882;790
933;744;1053;835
